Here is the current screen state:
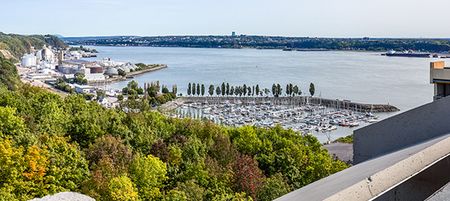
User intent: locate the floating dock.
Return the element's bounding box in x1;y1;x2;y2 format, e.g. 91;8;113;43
178;96;399;113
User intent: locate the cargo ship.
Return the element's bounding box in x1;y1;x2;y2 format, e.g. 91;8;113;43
382;50;432;58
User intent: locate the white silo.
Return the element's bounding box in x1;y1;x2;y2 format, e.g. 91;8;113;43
21;54;37;67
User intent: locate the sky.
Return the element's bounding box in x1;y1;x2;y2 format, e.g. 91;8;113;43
1;0;450;38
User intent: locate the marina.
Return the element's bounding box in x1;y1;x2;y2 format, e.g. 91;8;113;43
167;97;397;143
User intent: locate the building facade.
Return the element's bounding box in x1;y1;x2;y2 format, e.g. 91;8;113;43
430;61;450;100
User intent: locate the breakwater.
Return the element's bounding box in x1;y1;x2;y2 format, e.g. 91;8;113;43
178;96;399;113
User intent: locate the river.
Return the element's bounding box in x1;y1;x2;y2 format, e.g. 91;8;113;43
86;46;442;142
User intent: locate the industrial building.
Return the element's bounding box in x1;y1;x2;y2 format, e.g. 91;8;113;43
58;60;105;82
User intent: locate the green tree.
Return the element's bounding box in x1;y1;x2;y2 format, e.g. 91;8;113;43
172;85;178;95
187;83;191;96
255;85;260;96
130;154;167;200
293;85;299;96
309;82;315;96
74;73;88;85
148;85;158;97
175;180;205;201
165;189;188;201
230;126;261;155
286;84;290;96
209;85;214;96
39;135;90;193
201;84;205;96
243;84;247;96
276;84;282;97
64;95;109;148
257;173;291;201
108;175;139;201
197;83;201;96
97;90;106;100
272;84;277;97
263;88;270;96
0;106;26;140
117;94;124;101
86;135;133;175
235;87;240;96
118;69;127;77
162;85;170;94
221;83;226;96
192;83;196;96
289;84;293;96
216;86;221;96
0;57;21;90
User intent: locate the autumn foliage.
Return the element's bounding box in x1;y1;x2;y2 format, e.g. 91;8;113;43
0;84;348;200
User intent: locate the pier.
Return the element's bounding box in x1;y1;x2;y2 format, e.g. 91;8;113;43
177;96;399;113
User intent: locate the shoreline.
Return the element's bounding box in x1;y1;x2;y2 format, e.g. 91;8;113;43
81;45;450;55
88;64;167;84
83;44;389;53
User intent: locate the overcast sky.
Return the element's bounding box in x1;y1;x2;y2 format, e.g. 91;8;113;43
1;0;449;37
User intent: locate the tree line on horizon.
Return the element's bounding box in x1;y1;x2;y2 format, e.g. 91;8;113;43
66;35;450;53
187;82;316;97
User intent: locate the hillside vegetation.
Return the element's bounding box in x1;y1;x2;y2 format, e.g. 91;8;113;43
0;57;21;90
0;32;66;60
0;59;347;200
65;35;450;52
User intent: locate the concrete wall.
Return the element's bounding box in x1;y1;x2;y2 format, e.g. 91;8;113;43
375;156;450;201
354;95;450;164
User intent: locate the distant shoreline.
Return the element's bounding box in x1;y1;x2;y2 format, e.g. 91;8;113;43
83;44;387;53
63;36;450;53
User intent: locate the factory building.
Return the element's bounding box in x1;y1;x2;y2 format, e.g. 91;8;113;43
58;60;105;82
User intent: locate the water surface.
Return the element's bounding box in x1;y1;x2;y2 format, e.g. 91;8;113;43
86;46;441;141
89;46;437;111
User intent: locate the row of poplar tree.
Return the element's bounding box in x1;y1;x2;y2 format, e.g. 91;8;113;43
187;82;315;97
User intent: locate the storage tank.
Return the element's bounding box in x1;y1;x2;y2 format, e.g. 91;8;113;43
105;67;119;76
42;46;55;62
21;54;37;67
